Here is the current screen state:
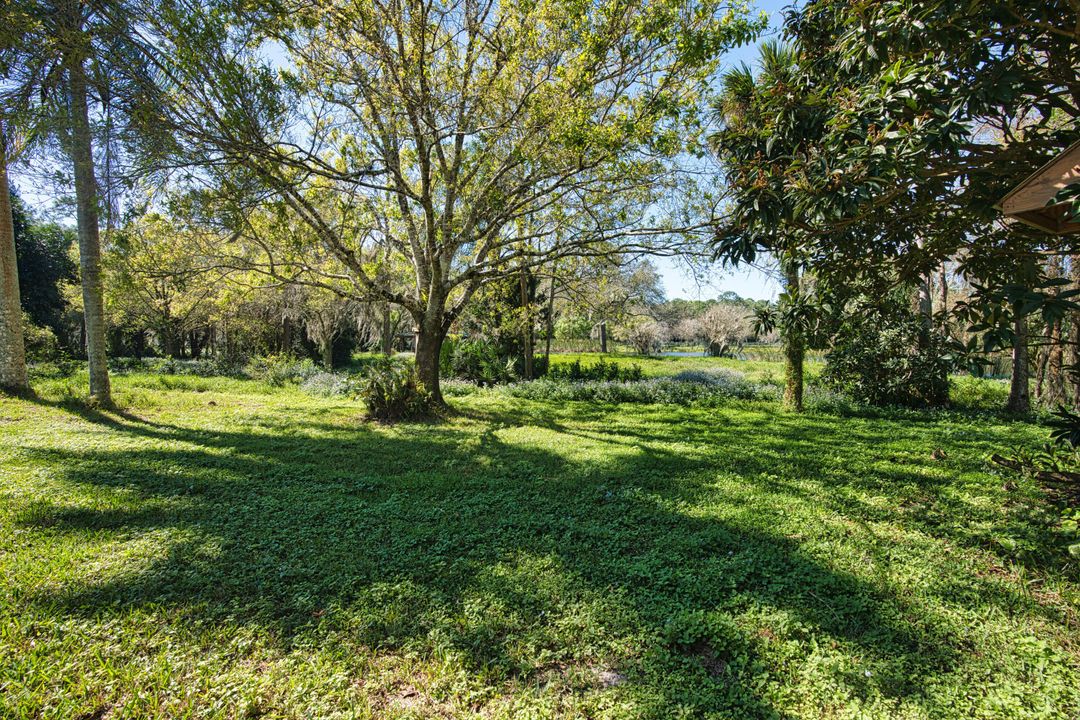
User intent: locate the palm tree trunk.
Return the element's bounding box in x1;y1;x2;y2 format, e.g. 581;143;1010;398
67;52;112;404
0;122;28;393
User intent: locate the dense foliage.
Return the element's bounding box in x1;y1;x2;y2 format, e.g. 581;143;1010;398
546;357;644;383
822;306;953;407
356;359;434;421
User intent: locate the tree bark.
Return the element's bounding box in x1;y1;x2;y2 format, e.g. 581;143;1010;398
321;336;334;370
281;316;293;353
519;266;533;380
380;304;393;355
67;50;112;404
1045;255;1065;406
414;315;446;405
163;323;182;359
599;320;608;353
1071;255;1080;408
936;264;948;323
0;122;29;393
782;260;804;412
1007;310;1030;414
1047;319;1065;406
544;270;557;367
132;329;145;360
1035;345;1049;401
912;238;932;352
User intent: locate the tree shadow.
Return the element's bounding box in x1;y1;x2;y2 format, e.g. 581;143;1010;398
8;395;1068;717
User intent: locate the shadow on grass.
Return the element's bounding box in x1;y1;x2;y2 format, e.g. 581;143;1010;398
9;394;1064;717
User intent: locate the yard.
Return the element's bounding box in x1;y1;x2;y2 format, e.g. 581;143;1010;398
1;359;1077;719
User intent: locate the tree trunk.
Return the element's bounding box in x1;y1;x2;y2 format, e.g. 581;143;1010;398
1035;346;1049;401
913;239;933;352
132;329;145;360
936;264;948;323
1071;255;1080;407
0;123;28;393
1047;319;1065;406
599;320;608;353
1045;255;1065;406
519;267;533;380
281;316;293;353
1007;311;1030;413
380;304;393;355
163;324;182;358
544;272;557;367
414;316;445;405
322;336;334;370
782;260;804;412
67;51;112;404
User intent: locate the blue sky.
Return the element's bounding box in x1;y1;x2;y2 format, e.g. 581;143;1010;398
655;0;791;301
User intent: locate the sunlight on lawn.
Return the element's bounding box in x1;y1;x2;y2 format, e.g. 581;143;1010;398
2;370;1076;719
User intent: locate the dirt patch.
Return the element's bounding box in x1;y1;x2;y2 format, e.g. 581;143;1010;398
687;639;727;678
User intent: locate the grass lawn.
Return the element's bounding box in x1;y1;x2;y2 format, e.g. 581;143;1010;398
1;366;1078;719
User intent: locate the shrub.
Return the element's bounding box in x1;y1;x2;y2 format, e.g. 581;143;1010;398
440;337;517;385
300;370;359;397
503;370;763;405
547;357;642;382
949;376;1010;411
356;360;433;421
108;356;248;378
624;320;669;355
22;314;61;362
244;354;318;386
822;312;954;407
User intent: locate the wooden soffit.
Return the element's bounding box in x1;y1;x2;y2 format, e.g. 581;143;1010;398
997;140;1080;235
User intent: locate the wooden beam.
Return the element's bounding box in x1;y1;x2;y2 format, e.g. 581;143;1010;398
999;141;1080;215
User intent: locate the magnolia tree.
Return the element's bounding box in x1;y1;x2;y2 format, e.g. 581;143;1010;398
138;0;763;402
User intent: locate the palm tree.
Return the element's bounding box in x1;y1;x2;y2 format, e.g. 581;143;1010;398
1;0;158;404
710;41;819;410
0;120;28;392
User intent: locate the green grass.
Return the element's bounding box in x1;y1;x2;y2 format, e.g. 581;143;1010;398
1;364;1078;719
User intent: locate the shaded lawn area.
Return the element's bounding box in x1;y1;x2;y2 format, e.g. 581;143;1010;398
1;374;1077;719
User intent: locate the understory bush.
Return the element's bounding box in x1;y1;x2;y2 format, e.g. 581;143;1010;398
356;360;433;420
109;356;247;377
823;312;954;407
23;314;61;362
244;354;319;386
440;338;517;385
300;370;359;397
503;369;763;405
547;357;642;382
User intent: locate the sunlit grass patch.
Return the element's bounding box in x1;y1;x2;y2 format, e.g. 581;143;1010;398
1;371;1076;719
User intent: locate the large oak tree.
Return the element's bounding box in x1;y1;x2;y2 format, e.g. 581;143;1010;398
140;0;761;401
